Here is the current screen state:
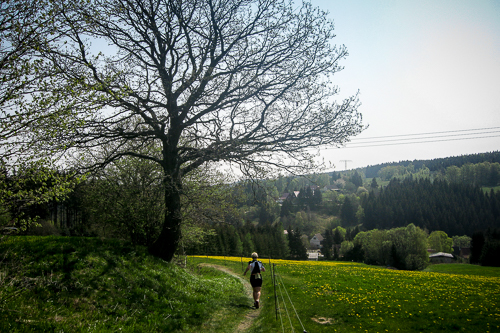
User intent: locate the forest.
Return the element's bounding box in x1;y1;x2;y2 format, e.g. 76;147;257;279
363;151;500;178
2;151;500;268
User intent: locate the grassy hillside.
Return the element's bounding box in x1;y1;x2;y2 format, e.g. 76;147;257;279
190;256;500;333
4;237;500;332
424;263;500;277
0;236;248;332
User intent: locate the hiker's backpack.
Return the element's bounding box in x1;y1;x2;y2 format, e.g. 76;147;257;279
250;260;262;274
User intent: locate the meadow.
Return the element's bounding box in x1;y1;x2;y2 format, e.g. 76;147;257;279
189;256;500;333
2;236;499;332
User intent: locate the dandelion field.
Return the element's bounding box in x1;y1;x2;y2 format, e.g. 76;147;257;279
189;256;500;333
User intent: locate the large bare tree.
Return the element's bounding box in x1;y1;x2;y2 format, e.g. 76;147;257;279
11;0;363;260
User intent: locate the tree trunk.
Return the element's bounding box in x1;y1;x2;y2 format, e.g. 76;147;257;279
149;174;182;262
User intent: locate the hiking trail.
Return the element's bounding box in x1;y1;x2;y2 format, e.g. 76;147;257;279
199;263;261;332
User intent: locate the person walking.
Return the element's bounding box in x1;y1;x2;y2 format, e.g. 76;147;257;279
243;252;266;309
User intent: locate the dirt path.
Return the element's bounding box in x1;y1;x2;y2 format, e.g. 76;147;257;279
199;263;261;332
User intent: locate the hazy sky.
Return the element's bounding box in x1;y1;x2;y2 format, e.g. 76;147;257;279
308;0;500;170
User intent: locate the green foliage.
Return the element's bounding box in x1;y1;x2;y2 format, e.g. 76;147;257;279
191;222;290;259
445;162;500;187
452;235;471;248
0;161;81;232
353;224;429;270
0;236;247;332
78;156;164;245
332;226;346;244
349;170;363;187
428;231;453;253
364;151;500;178
378;164;414;181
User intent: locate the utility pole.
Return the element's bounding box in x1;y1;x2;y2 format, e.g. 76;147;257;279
339;160;352;170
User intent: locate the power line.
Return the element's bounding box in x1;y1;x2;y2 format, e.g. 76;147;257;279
346;130;500;146
310;126;500;150
340;134;500;149
349;126;500;141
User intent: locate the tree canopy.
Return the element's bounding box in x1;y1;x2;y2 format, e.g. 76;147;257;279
3;0;363;260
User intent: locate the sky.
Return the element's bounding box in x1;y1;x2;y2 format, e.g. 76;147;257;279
307;0;500;170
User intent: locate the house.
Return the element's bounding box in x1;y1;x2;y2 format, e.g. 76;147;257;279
309;185;321;192
308;252;319;260
322;184;340;192
429;252;454;264
277;193;291;203
277;191;298;204
310;233;324;249
460;247;471;259
453;246;471;259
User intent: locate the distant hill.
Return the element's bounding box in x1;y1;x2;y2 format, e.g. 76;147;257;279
363;151;500;178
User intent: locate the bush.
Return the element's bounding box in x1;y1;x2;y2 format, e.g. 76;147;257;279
25;220;60;236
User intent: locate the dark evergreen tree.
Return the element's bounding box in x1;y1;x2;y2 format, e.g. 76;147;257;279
313;188;323;208
330;171;341;183
470;231;485;264
333;228;344;245
350;171;363;188
343;243;364;262
287;227;307;260
322;229;333;259
280;199;293;217
341;196;357;227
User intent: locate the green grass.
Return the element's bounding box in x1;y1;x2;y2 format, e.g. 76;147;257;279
0;236;248;332
4;238;500;332
424;263;500;277
482;185;500;193
189;256;500;333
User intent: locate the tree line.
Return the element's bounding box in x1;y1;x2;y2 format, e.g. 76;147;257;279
364;151;500;178
185;222;310;260
470;228;500;267
362;177;500;236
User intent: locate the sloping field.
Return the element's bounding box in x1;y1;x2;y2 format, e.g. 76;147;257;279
0;237;249;332
190;256;500;333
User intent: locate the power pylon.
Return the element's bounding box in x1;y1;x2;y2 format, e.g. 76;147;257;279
339;160;352;170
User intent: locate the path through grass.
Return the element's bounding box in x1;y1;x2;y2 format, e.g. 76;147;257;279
190;256;500;333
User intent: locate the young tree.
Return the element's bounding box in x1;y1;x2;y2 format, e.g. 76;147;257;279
0;0;81;231
452;235;471;248
7;0;363;261
428;230;453;253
